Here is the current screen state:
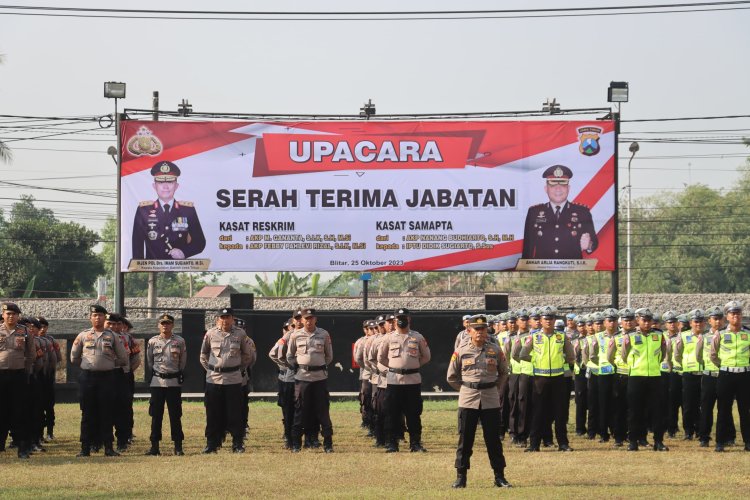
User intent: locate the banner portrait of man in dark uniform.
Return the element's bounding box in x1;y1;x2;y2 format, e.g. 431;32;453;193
132;161;206;260
521;165;598;259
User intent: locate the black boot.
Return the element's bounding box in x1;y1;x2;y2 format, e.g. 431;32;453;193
452;468;467;488
232;440;245;453
494;470;512;488
174;441;184;456
385;441;399;453
290;435;302;453
17;443;30;460
145;440;160;456
323;436;334;453
104;445;121;457
76;444;91;457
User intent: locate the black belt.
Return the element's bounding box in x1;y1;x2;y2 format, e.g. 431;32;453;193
299;364;327;371
388;368;420;375
461;381;497;389
153;371;180;379
208;364;241;373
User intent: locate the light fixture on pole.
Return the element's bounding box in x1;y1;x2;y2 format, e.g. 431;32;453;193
359;99;376;120
607;80;629;309
607;81;629;103
626;141;639;308
104;81;126;313
542;98;560;114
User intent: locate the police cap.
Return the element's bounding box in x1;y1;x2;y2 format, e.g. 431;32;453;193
591;312;604;323
462;314;471;321
150;161;181;182
367;320;377;328
619;308;636;320
516;308;530;320
706;306;724;318
105;312;122;323
554;319;565;330
219;307;234;317
301;308;316;318
602;308;619;320
158;314;175;324
362;320;370;328
530;307;542;319
566;313;577;321
724;300;742;314
662;310;678;322
635;308;653;320
235;318;246;328
576;315;587;325
36;316;48;326
540;305;558;318
283;320;292;329
677;314;689;324
688;309;705;322
386;314;396;321
468;314;489;329
542;164;573;184
394;308;410;317
376;314;386;325
507;311;518;321
293;309;303;319
90;304;107;315
1;302;21;314
25;317;41;329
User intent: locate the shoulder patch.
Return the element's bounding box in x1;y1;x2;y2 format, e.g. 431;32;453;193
178;200;194;207
139;200;155;207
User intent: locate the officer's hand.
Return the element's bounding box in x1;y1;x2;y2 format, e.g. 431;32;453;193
580;233;591;252
168;248;186;259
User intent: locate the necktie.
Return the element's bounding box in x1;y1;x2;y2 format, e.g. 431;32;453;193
164;203;170;214
555;206;561;220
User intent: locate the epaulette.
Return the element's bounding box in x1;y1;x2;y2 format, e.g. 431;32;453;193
571;202;590;209
178;200;194;207
139;200;154;207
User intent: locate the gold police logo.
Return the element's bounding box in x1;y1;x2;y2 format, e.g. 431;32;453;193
126;126;163;156
577;126;602;157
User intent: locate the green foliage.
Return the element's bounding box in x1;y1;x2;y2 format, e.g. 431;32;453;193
0;196;103;297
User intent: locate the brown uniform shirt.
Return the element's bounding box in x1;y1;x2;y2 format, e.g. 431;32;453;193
70;328;128;371
286;327;333;382
147;334;187;388
365;333;384;387
268;330;296;383
377;329;431;385
447;340;508;409
353;335;371;381
0;323;33;372
200;326;256;385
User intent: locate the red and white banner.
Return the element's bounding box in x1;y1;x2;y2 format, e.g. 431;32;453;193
119;120;615;272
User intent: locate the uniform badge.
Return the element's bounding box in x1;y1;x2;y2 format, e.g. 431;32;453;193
571;231;577;236
741;334;748;341
462;358;475;367
577;126;602;156
148;230;158;241
724;334;733;343
634;335;642;345
535;334;543;342
652;334;659;341
126;126;163;156
571;217;578;223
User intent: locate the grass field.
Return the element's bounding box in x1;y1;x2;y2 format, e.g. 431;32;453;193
0;400;748;499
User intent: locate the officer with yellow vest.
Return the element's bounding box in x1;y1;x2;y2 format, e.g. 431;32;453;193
606;308;635;447
447;314;511;489
696;306;735;447
673;309;705;440
508;310;533;447
709;300;750;452
620;308;669;451
588;309;618;444
518;306;575;452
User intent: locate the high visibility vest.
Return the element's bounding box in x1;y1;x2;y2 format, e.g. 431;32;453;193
596;332;615;375
627;330;663;377
717;329;750;368
531;331;566;377
516;333;534;376
680;331;701;373
614;332;630;375
703;332;719;371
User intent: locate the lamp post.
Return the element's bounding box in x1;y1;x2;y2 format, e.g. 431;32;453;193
626;141;639;308
104;82;126;313
607;81;629;308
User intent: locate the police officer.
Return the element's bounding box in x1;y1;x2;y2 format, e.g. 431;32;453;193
673;309;704;440
606;308;634;447
447;314;511;489
70;305;128;457
105;313;132;452
696;306;732;447
377;308;431;453
0;303;34;458
268;315;299;449
621;308;668;451
589;308;619;443
366;315;389;448
24;317;47;452
37;317;60;442
709;300;750;452
200;307;256;453
521;165;598;259
145;314;186;456
354;319;375;434
509;310;533;447
286;308;334;453
454;315;472;349
571;314;589;437
132;160;206;260
666;313;684;438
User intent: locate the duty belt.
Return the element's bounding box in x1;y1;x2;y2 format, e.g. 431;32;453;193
719;366;750;373
703;370;720;377
153;370;180;379
461;381;497;389
207;364;241;373
299;364;327;371
388;368;420;375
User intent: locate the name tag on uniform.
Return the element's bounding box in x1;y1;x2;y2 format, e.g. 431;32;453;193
462;358;475;367
486;348;496;356
85;341;96;348
685;335;692;342
724;334;733;343
634;335;642;345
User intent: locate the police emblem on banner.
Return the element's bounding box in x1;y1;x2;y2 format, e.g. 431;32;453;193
577;126;602;156
126;126;163;156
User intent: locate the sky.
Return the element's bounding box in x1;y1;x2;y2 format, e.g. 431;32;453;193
1;0;748;285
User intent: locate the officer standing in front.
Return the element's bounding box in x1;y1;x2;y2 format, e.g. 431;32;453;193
0;303;34;458
70;305;128;457
145;314;187;456
447;314;511;489
673;309;705;441
268;315;298;449
710;300;750;452
286;308;335;453
200;307;256;453
377;308;431;453
518;306;575;452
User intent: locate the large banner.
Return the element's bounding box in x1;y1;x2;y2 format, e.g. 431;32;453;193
120;120;615;272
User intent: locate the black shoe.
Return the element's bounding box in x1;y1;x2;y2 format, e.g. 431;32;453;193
232;444;245;454
385;443;399;453
309;439;322;449
174;442;184;456
451;470;467;489
576;431;585;437
715;444;725;452
32;443;46;453
699;440;709;448
558;444;573;452
653;442;669;451
494;472;512;488
613;441;624;448
324;445;334;453
683;434;693;441
366;430;375;438
202;446;218;454
76;448;91;458
726;440;736;446
290;446;301;453
627;443;639;451
116;445;128;453
410;443;427;453
18;450;30;459
667;432;676;439
744;444;750;452
638;439;649;447
515;439;528;448
510;437;519;445
91;445;101;453
524;446;540;452
283;439;291;450
104;447;121;457
586;434;597;440
373;441;385;448
598;437;610;443
543;441;554;448
144;446;161;456
46;434;55;441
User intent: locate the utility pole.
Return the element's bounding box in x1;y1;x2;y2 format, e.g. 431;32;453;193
147;91;159;318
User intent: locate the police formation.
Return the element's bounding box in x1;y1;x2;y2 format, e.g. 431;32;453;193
2;302;749;484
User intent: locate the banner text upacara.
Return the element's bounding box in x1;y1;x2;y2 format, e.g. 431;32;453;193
216;188;516;209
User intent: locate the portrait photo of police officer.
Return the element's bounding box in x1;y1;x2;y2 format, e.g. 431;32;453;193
131;161;206;260
521;165;598;259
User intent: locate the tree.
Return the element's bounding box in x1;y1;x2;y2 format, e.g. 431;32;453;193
0;196;103;297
